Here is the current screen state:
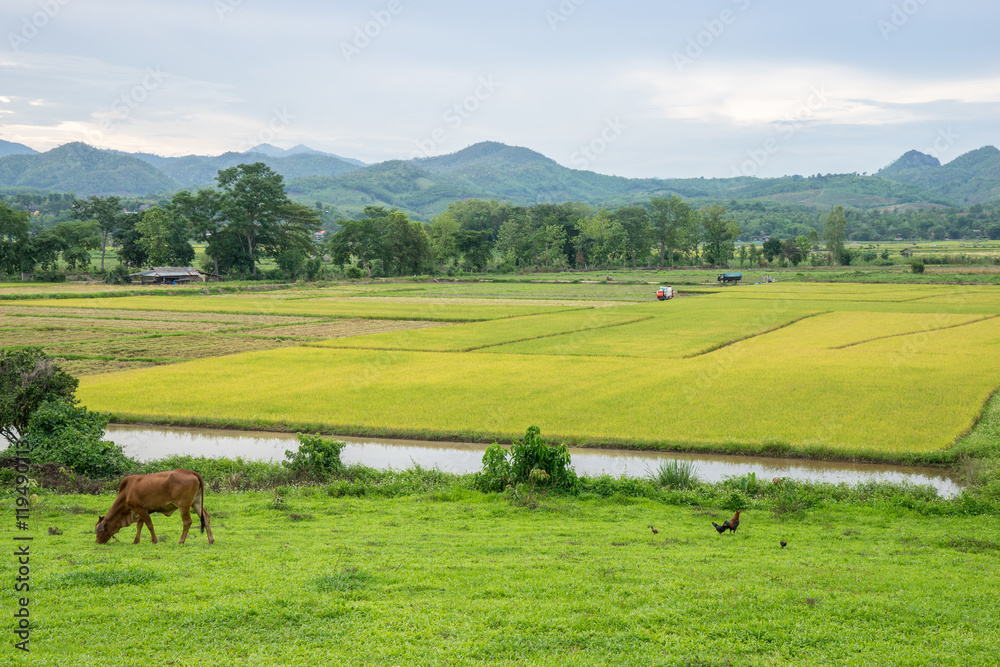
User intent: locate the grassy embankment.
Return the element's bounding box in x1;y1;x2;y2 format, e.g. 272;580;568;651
4;459;1000;666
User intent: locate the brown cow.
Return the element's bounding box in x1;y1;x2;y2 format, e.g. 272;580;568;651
95;469;214;545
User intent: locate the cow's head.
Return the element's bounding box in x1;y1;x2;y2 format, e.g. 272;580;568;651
95;512;131;544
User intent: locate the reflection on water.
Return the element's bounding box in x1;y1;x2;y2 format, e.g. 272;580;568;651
106;424;964;498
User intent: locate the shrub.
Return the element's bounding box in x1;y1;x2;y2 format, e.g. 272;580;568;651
473;444;513;492
910;258;925;274
27;400;132;478
345;266;364;280
648;459;699;490
33;267;66;282
103;265;132;285
508;425;577;491
283;433;346;477
473;426;577;493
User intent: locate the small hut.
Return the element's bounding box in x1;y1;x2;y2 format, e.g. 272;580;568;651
130;267;214;285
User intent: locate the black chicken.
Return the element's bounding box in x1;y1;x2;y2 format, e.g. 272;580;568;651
712;509;741;534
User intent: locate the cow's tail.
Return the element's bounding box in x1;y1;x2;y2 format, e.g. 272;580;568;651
197;474;207;534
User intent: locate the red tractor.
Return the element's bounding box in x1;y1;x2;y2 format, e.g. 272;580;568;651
656;286;675;301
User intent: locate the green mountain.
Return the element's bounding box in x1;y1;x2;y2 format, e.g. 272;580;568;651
243;143;367;167
876;146;1000;205
125;150;360;189
0;142;179;195
3;140;998;216
0;140;38;158
285;141;948;219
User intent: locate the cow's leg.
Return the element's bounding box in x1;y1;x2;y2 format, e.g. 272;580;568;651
134;521;143;544
178;507;193;545
202;507;214;545
134;509;157;544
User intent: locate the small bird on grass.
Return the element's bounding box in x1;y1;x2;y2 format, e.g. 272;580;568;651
780;540;787;548
712;509;741;534
649;525;659;535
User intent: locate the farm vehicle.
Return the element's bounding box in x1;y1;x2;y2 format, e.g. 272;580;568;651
656;286;675;301
717;272;742;284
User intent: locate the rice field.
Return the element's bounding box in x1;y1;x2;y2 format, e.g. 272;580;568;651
6;280;982;460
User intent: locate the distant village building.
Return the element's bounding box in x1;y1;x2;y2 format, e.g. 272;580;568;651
129;267;215;284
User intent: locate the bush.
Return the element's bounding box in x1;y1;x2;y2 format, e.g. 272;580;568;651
648;459;699;490
910;258;926;274
344;266;364;280
33;267;66;282
27;400;131;478
508;425;577;491
103;265;132;285
473;426;577;493
473;444;513;492
283;433;346;477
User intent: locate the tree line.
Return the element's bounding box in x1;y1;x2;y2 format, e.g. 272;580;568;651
0;163;320;280
4;168;999;280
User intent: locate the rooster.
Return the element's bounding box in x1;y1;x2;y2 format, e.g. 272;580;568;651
712;509;741;534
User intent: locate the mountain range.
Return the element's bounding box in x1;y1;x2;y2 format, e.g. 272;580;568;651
1;139;998;219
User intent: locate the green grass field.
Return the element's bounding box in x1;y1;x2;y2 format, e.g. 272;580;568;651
2;281;991;460
4;487;998;666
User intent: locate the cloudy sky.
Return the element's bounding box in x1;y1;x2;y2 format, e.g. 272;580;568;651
1;0;998;178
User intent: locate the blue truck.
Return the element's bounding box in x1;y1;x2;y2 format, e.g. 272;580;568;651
717;272;742;284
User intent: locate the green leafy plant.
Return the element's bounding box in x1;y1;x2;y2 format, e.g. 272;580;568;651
508;425;577;491
283;433;346;477
473;443;513;492
911;258;926;274
27;399;131;478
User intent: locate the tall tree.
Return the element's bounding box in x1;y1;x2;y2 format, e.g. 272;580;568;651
824;205;848;263
0;202;31;276
71;195;124;272
327;218;383;277
136;207;194;267
216;163;288;275
50;220;101;271
648;195;694;267
613;205;651;269
700;204;740;267
112;211;148;269
454;229;492;271
171;190;224;276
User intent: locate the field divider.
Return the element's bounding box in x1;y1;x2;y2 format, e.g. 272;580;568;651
296;316;654;354
0;310;291;326
462;315;655;352
831;314;1000;349
215;318;344;334
53;353;178;363
682;311;831;359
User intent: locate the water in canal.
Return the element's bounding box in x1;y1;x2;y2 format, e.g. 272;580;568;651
106;424;963;498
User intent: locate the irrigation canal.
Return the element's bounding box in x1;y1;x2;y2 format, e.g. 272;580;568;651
107;424;964;498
